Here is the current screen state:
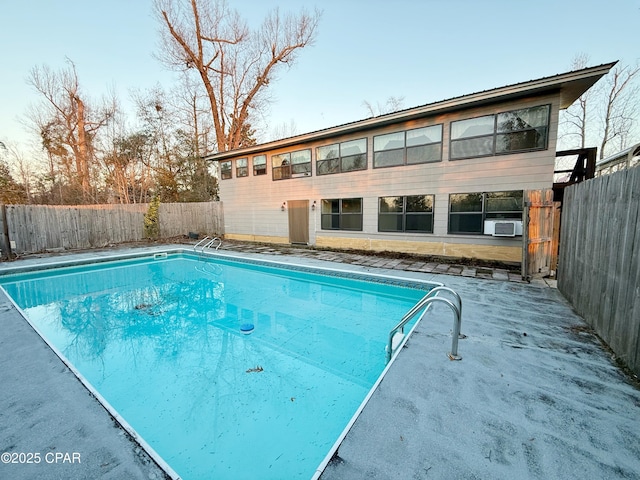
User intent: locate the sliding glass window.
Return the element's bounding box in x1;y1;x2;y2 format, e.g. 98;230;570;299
272;149;311;180
374;125;442;168
496;106;550;153
321;198;363;231
271;153;291;180
450;105;550;159
379;195;434;233
290;149;311;177
316;138;367;175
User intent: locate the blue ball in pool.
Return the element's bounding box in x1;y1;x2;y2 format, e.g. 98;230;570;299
240;323;255;334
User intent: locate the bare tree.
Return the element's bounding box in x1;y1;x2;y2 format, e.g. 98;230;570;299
599;63;640;158
169;74;219;200
154;0;321;152
126;84;218;202
170;72;216;158
559;54;595;149
363;96;406;118
560;57;640;158
26;60;116;203
268;118;299;142
2;142;34;203
0;145;27;204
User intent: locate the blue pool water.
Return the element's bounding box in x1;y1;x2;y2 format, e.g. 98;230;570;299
0;253;432;479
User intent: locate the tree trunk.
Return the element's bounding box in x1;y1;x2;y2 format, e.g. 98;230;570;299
75;96;92;201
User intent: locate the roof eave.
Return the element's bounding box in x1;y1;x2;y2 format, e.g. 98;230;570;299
206;61;617;162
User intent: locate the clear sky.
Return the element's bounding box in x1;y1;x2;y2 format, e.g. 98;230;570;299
1;0;639;153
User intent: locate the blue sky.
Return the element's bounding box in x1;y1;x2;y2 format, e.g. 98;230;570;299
2;0;639;152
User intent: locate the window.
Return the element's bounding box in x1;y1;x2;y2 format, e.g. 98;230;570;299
448;193;483;234
450;105;550;159
290;149;312;177
220;160;232;180
448;191;523;234
253;155;266;176
496;106;550;154
317;138;367;175
272;153;290;180
272;149;311;180
236;158;248;177
374;125;442;168
321;198;363;231
379;195;434;233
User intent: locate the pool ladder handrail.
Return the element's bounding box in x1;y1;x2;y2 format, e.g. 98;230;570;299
193;236;222;251
386;286;464;363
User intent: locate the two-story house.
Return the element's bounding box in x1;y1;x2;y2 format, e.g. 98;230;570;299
206;62;615;265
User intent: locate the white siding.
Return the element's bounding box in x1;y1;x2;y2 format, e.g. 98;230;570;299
218;93;560;259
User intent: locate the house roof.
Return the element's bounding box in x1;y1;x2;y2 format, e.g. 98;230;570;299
206;61;617;161
596;141;640;167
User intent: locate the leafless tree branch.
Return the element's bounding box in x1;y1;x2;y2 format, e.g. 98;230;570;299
154;0;320;152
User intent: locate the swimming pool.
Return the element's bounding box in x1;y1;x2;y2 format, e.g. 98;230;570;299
0;250;439;479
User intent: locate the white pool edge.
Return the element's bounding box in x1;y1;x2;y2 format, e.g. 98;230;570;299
310;310;423;479
0;285;183;480
0;245;443;480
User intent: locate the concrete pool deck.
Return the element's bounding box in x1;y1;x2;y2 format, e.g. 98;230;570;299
1;243;639;479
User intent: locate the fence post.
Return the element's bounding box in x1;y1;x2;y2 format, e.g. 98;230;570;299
0;204;13;259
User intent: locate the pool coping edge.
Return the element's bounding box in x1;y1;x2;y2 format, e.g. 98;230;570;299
1;245;444;479
0;284;183;480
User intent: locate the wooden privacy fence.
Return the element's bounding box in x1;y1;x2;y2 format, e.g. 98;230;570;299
558;166;640;377
0;202;224;256
158;202;224;238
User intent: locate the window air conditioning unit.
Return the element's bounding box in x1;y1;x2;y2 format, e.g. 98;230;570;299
483;220;523;237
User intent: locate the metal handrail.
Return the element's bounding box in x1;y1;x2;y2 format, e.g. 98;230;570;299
203;237;222;250
386;287;464;363
425;286;462;320
193;236;211;251
193;236;222;251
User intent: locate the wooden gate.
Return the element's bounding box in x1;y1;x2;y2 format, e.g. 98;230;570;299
522;189;556;280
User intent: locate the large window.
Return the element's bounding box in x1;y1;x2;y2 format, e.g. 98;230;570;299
321;198;363;231
316;138;367;175
253;155;266;176
236;158;248;177
374;125;442;168
379;195;434;233
448;191;523;234
220;160;232;180
272;149;311;180
272;153;290;180
290;149;312;177
450;105;550;159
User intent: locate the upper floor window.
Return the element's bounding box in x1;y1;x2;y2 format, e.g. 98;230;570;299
272;149;311;180
291;149;312;177
316;138;367;175
373;125;442;168
450;105;550;160
379;195;434;233
236;158;248;177
448;190;523;234
253;155;266;176
321;198;363;231
272;153;290;180
220;160;232;180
